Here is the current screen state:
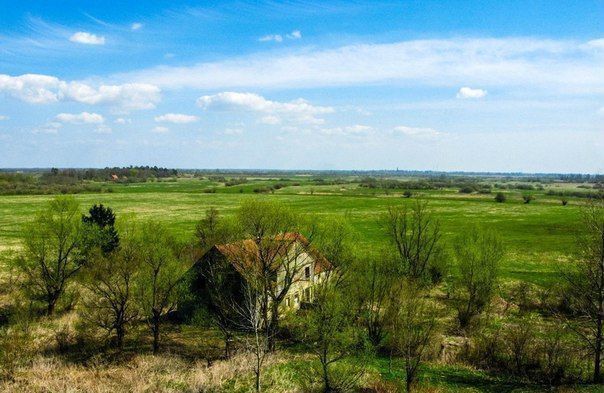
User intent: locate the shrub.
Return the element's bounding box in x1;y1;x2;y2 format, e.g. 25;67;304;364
522;194;534;204
494;192;506;203
561;198;568;206
403;190;412;198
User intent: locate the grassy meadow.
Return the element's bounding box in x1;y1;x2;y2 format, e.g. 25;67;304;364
0;176;583;284
0;174;599;392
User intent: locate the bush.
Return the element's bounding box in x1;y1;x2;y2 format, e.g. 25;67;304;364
403;190;412;198
522;194;534;204
494;192;506;203
561;198;568;206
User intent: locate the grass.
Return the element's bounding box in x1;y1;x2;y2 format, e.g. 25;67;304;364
0;178;584;284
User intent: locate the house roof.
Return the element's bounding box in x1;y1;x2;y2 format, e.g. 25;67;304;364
211;233;330;275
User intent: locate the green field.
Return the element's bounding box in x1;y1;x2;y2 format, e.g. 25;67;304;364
0;177;585;285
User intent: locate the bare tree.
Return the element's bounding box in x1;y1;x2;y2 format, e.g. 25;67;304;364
236;199;312;351
561;199;604;382
384;200;443;283
385;280;438;393
233;276;271;393
135;220;187;354
16;196;83;315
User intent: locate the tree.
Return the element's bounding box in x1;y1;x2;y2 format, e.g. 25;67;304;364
195;207;237;253
232;272;271;393
81;204;119;253
522;194;534;204
453;227;504;330
135;220;187;354
385;280;438;393
495;192;506;203
403;190;413;198
16;196;83;315
235;199;310;351
296;217;368;392
383;200;443;283
561;200;604;382
80;223;139;349
355;252;395;347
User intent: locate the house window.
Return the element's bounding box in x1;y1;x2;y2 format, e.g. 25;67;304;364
304;287;311;301
304;266;311;279
294;293;299;304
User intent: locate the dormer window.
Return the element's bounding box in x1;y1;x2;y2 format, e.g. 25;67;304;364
304;266;311;279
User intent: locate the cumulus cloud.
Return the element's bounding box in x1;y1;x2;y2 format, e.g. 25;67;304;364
0;74;161;110
154;113;199;123
394;125;443;138
56;112;105;124
457;87;487;99
125;37;604;94
115;117;131;124
152;126;169;133
259;34;283;43
0;115;8;120
69;31;105;45
131;23;143;31
197;92;334;125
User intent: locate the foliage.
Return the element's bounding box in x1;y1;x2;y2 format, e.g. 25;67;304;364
453;227;504;330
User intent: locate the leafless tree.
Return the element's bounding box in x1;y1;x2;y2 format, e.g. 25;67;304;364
236;199;313;351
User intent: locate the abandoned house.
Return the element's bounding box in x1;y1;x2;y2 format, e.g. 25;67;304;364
180;233;331;322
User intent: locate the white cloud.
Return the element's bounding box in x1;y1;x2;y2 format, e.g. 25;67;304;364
131;23;143;31
0;115;8;120
457;87;487;99
152;126;169;133
394;125;443;138
154;113;199;123
598;106;604;115
0;74;161;110
69;31;105;45
287;30;302;40
125;37;604;94
259;34;283;43
115;117;131;124
197;92;334;125
56;112;105;124
319;124;373;136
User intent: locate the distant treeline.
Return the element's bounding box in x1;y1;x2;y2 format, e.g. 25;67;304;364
0;166;178;195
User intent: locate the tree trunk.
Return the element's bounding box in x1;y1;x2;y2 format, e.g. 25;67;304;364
152;314;160;354
268;303;279;351
595;313;603;383
47;299;56;316
322;360;331;393
116;325;125;350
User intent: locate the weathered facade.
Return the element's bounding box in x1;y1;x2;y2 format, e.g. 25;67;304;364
181;233;330;322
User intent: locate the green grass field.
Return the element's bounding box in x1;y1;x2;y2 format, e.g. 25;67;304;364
0;178;585;285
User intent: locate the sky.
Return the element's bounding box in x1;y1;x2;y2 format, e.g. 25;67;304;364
0;0;603;173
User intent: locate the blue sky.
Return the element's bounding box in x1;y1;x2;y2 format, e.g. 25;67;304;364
0;0;602;172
